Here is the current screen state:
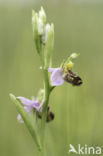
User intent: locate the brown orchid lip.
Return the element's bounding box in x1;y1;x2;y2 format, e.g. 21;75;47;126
63;70;83;86
38;106;55;123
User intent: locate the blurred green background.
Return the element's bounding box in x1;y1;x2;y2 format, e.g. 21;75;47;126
0;0;103;155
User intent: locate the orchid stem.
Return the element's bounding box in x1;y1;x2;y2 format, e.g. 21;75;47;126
40;69;50;156
39;49;51;156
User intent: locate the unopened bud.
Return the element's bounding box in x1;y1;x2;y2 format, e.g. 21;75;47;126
39;7;46;23
44;23;54;68
32;11;41;53
38;18;44;35
42;23;50;44
70;53;79;59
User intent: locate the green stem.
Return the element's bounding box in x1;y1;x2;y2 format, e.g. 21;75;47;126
40;147;45;156
39;44;52;156
40;69;50;156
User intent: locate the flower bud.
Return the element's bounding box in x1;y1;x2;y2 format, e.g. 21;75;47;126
42;23;50;44
32;10;41;53
70;53;79;59
39;7;46;24
44;23;54;68
38;18;44;35
32;9;45;36
32;11;38;34
32;7;54;57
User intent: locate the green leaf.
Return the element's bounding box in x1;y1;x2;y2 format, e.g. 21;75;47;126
9;93;42;151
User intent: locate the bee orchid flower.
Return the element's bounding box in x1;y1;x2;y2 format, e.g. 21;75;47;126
48;53;83;87
17;96;43;122
48;67;82;87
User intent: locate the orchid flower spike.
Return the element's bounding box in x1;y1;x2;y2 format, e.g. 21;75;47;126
48;53;83;87
32;7;54;59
